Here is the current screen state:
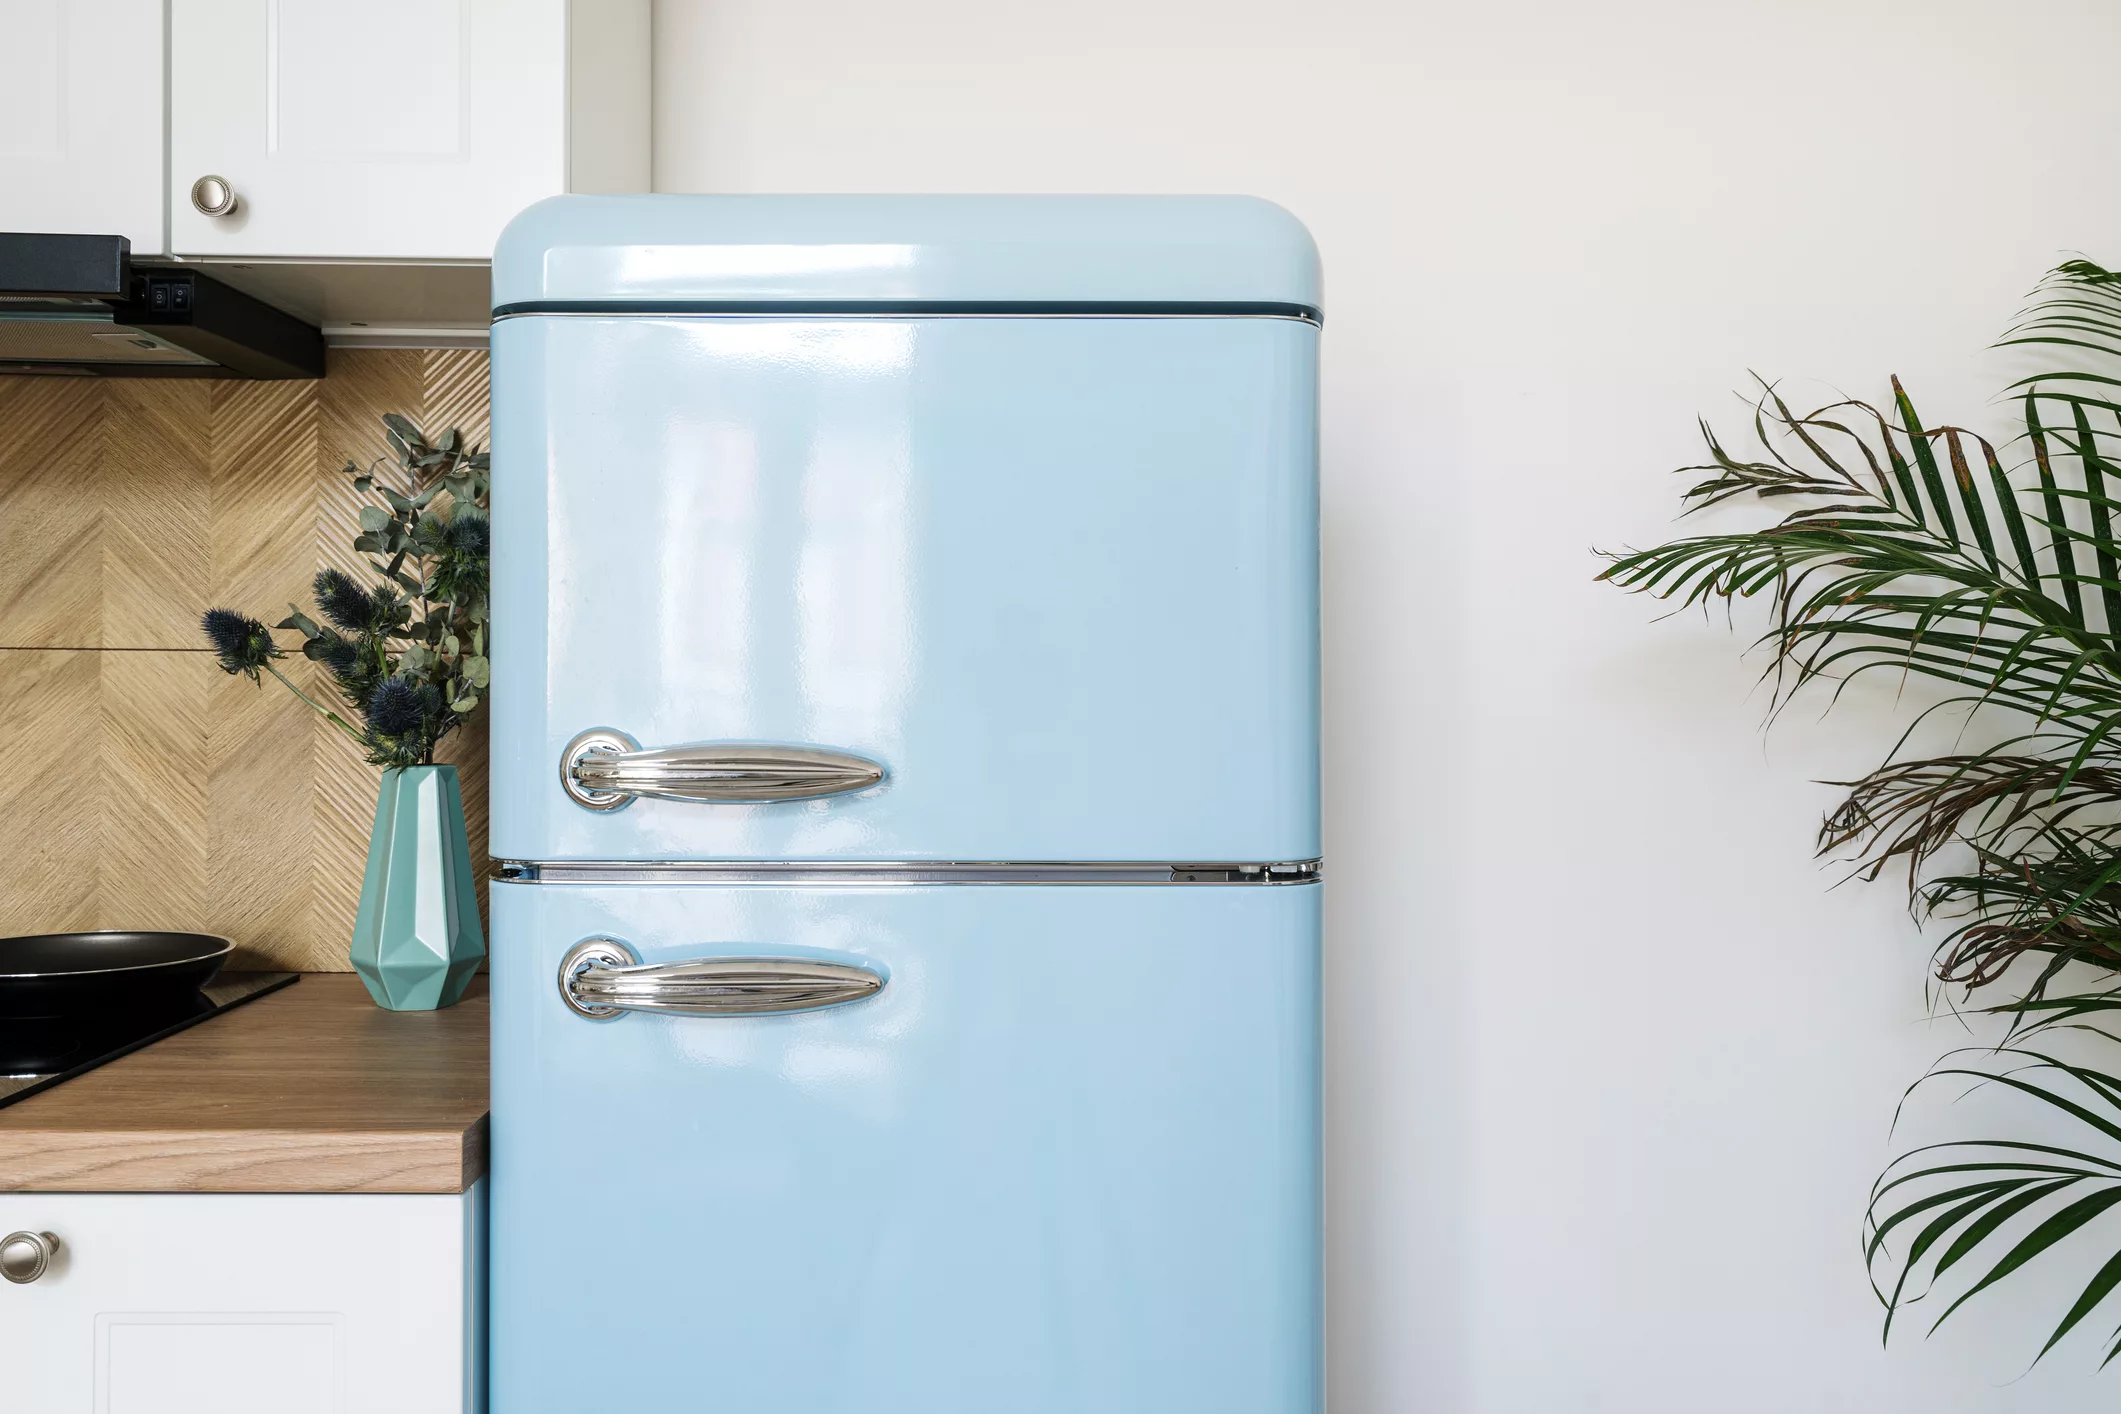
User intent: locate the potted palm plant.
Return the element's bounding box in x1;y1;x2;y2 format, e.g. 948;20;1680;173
203;414;490;1011
1604;259;2121;1367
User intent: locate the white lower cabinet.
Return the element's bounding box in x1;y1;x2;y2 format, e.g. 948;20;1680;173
0;1184;484;1414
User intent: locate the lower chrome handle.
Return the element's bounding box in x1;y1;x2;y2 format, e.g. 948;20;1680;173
560;729;885;811
0;1231;59;1284
558;937;885;1019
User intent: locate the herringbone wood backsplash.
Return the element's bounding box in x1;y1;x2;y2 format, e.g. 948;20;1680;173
0;350;490;971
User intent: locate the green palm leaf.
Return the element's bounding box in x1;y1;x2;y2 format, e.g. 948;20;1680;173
1867;1053;2121;1360
1608;257;2121;1367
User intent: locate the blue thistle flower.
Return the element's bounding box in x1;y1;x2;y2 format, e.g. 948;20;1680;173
201;609;281;681
444;512;489;558
313;568;376;632
364;677;428;737
314;630;362;685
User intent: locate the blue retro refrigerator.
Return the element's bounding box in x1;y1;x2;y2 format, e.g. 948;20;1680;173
486;195;1322;1413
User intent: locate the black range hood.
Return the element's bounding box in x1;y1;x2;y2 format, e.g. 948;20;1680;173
0;233;324;379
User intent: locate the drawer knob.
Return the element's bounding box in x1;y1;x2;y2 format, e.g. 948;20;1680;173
0;1230;58;1284
190;174;239;217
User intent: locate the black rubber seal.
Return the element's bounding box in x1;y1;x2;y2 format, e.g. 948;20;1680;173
491;298;1323;325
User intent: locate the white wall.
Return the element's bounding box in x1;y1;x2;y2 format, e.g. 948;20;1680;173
648;2;2121;1406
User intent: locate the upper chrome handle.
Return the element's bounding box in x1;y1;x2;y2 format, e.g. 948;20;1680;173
560;729;884;811
189;174;239;217
0;1231;59;1284
558;937;884;1019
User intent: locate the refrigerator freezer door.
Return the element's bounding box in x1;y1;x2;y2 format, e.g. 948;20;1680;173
489;880;1322;1414
490;314;1318;863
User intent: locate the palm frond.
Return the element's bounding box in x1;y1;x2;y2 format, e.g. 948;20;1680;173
1607;257;2121;1368
1867;1050;2121;1364
1598;260;2121;1014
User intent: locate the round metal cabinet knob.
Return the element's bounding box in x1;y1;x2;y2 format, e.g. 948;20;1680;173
189;174;239;217
0;1231;59;1284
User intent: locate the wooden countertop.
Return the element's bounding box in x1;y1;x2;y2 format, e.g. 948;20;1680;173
0;974;488;1195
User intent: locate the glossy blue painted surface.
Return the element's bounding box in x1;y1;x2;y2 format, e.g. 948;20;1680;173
489;880;1322;1414
492;195;1321;309
490;313;1319;862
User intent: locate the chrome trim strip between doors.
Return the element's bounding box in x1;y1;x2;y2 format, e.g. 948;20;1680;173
494;860;1322;886
491;300;1323;326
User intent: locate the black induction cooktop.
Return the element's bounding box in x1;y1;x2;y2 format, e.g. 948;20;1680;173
0;971;298;1109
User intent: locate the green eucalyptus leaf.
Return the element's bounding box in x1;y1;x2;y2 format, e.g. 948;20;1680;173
450;693;479;713
357;505;390;533
276;609;321;638
352;533;382;553
464;655;489;688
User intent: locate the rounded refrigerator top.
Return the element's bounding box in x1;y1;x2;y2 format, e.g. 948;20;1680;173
491;195;1322;314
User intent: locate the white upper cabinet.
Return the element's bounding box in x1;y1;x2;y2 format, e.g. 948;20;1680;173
168;0;648;261
0;0;165;251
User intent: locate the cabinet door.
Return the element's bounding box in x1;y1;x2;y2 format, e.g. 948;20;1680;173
169;0;568;259
0;0;164;252
0;1187;482;1413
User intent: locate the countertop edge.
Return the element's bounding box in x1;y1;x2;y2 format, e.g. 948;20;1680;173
0;1122;488;1194
0;974;490;1194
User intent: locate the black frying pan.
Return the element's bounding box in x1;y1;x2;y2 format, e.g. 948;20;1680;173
0;932;233;1021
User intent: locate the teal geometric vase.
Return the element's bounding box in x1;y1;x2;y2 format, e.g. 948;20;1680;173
349;764;486;1011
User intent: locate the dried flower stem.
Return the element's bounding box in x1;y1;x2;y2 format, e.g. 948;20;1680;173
263;661;368;747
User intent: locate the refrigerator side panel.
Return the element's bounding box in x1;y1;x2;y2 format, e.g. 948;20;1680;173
490;316;552;851
489;880;1322;1414
489;314;1318;864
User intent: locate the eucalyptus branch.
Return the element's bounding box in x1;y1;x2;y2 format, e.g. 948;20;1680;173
203;413;492;771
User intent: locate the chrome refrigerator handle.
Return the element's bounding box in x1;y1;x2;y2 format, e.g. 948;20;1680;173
560;729;885;811
558;938;885;1020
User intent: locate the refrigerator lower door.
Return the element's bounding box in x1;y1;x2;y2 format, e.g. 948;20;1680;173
490;880;1320;1414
